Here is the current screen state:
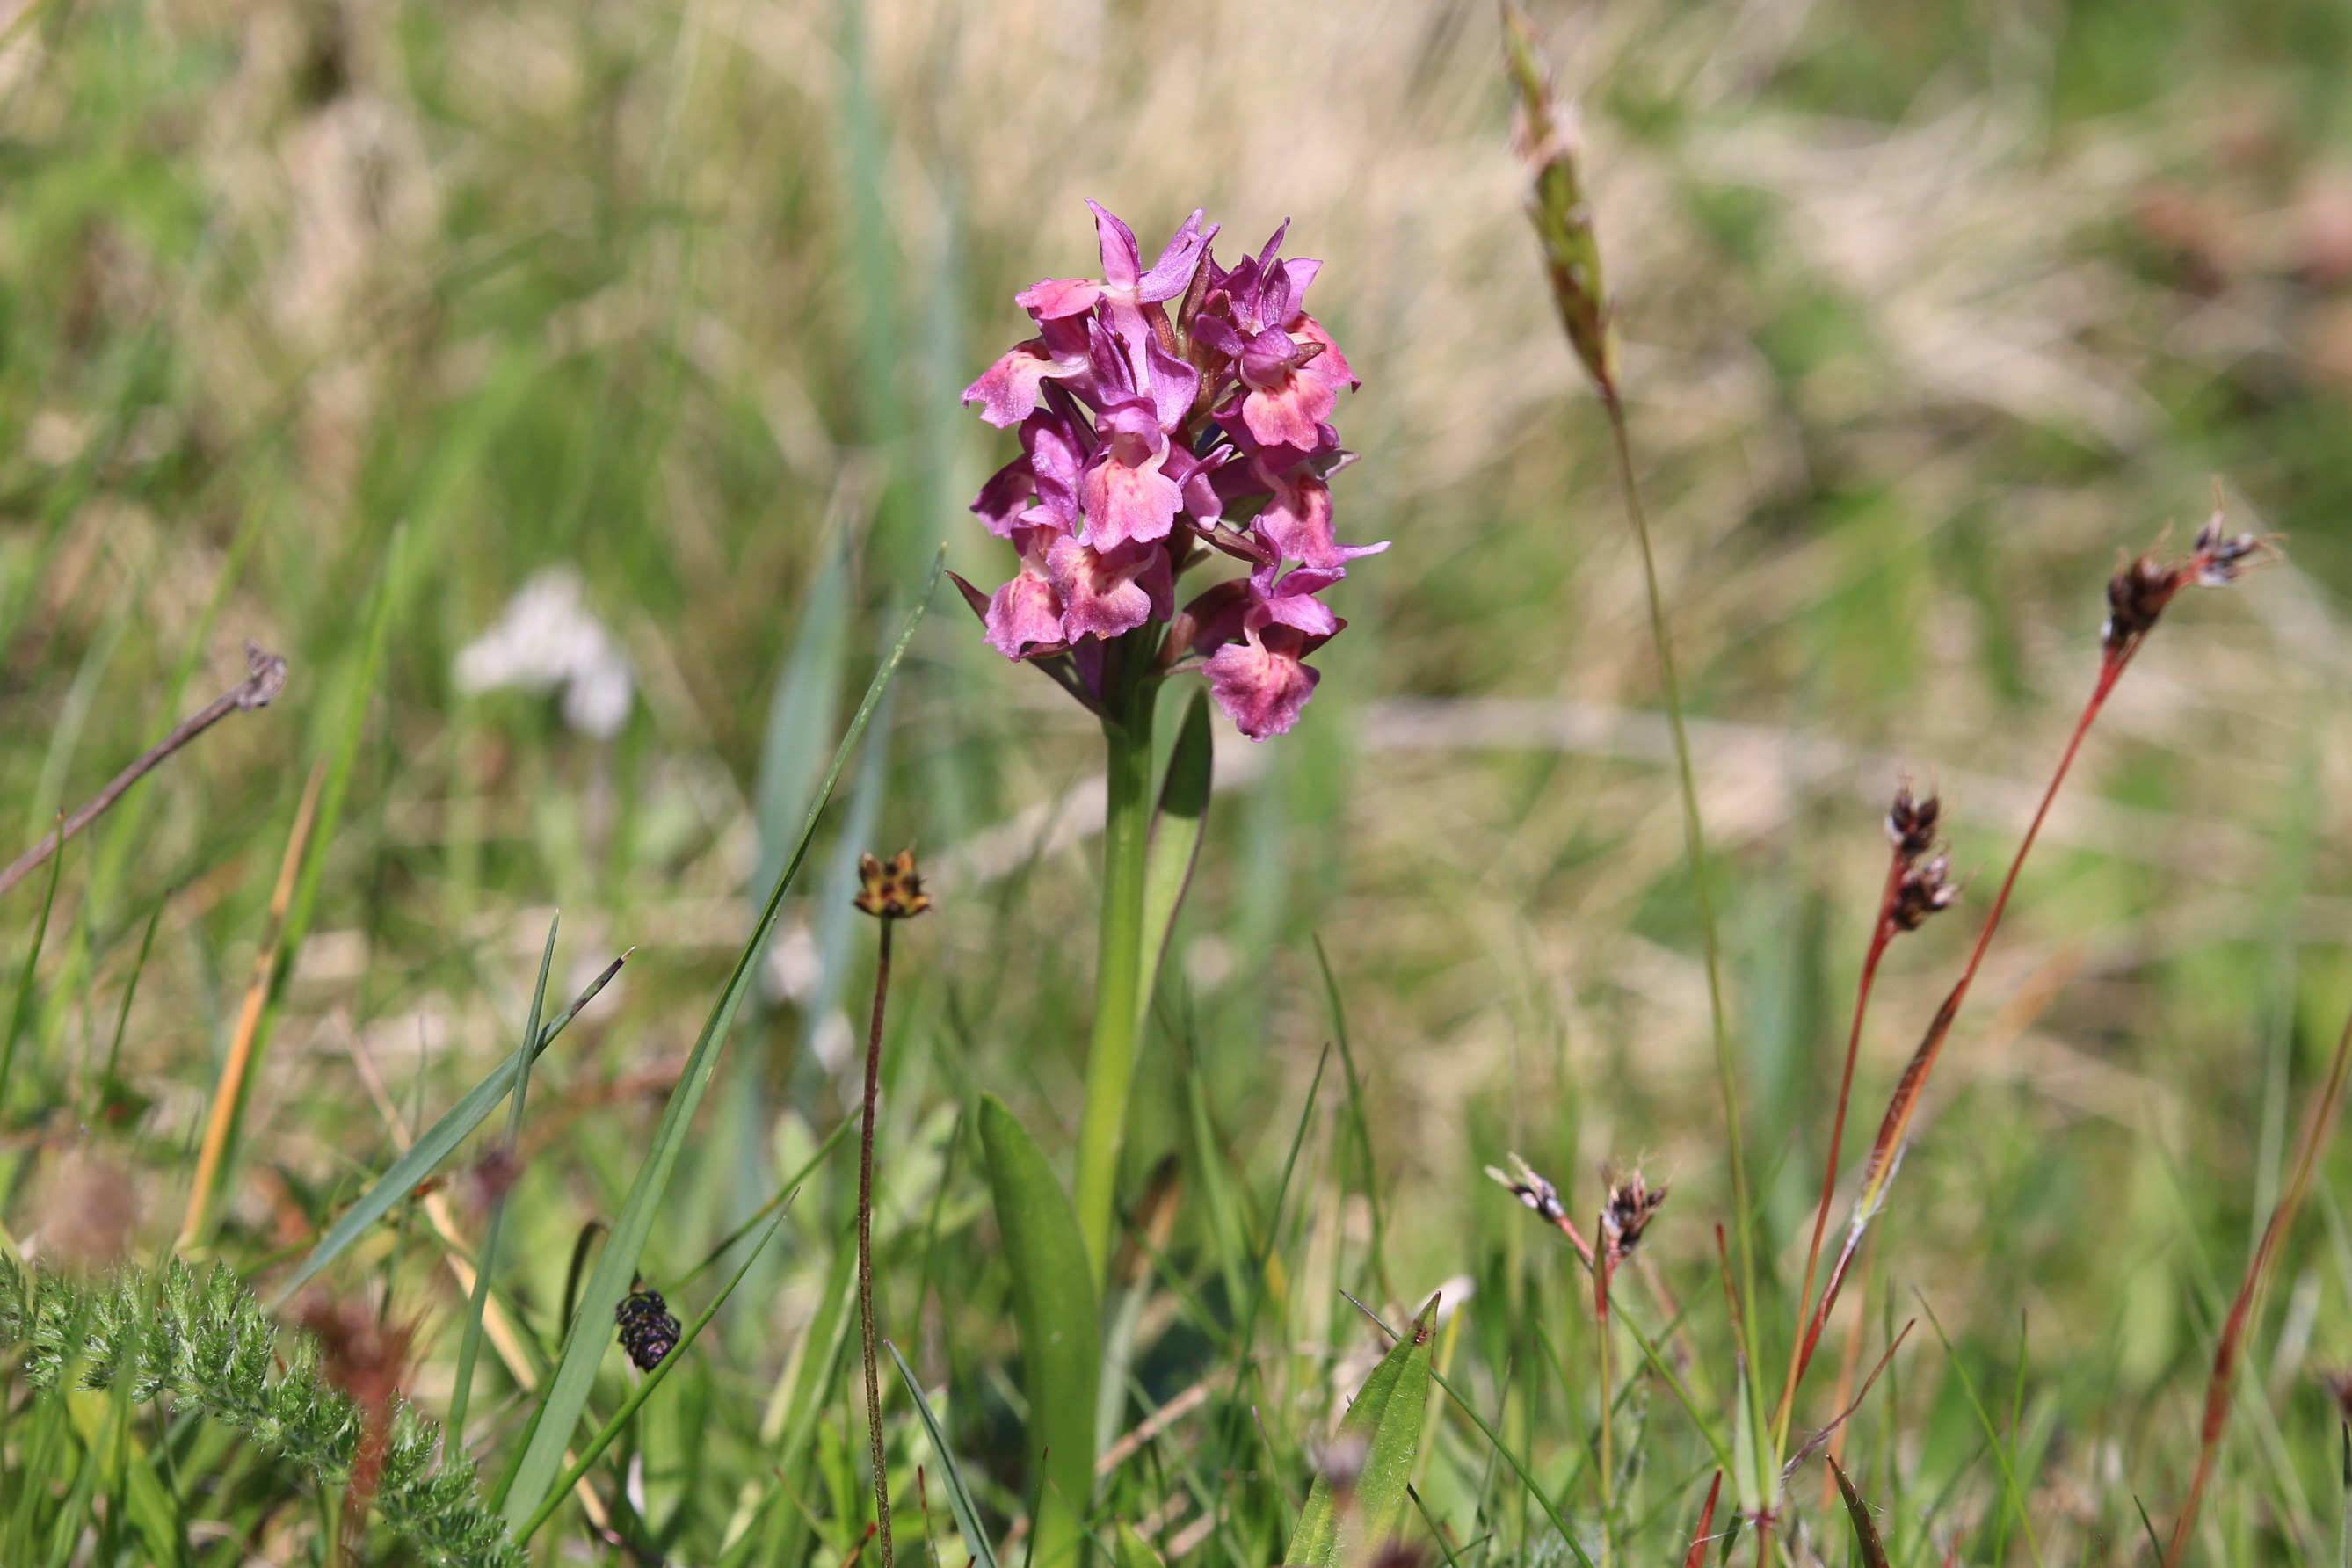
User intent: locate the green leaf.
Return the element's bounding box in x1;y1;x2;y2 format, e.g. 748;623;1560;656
978;1093;1099;1568
754;516;852;898
1288;1291;1441;1568
1828;1457;1891;1568
1114;1521;1168;1568
273;947;627;1302
1136;689;1211;1038
889;1340;1000;1568
501;557;939;1533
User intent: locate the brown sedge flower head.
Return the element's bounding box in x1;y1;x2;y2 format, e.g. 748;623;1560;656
1881;782;1959;934
1599;1166;1668;1266
1485;1152;1570;1229
1885;784;1940;861
1890;852;1961;933
2102;486;2271;658
853;849;931;920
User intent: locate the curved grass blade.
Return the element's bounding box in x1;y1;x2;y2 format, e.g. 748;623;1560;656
0;820;65;1115
889;1340;999;1568
448;914;558;1442
502;555;940;1531
1828;1457;1891;1568
514;1206;793;1542
274;947;628;1302
1287;1291;1440;1568
978;1092;1099;1568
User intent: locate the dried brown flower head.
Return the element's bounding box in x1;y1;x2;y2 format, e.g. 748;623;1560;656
2102;488;2273;658
1599;1167;1668;1266
853;849;931;920
1890;853;1961;933
1885;785;1941;862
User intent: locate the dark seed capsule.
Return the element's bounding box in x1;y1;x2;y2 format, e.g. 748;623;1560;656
616;1285;681;1371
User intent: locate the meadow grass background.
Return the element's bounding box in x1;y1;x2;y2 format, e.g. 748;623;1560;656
9;0;2352;1561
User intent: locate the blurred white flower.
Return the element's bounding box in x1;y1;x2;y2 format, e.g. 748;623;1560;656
453;565;634;738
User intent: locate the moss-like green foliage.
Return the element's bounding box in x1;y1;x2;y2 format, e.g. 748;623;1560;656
0;1256;523;1568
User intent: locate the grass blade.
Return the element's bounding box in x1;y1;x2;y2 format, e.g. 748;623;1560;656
1828;1457;1891;1568
0;815;65;1115
2164;998;2352;1565
889;1339;1000;1568
978;1092;1100;1568
448;913;559;1443
514;1206;793;1541
274;947;628;1300
1287;1290;1440;1567
501;555;939;1531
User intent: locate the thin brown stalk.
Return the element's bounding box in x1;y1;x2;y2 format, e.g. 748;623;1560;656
1596;1209;1616;1557
177;756;326;1251
1798;652;2130;1383
1775;850;1904;1450
1782;1318;1913;1483
857;917;897;1568
0;642;287;902
2162;1001;2352;1566
1819;1270;1871;1512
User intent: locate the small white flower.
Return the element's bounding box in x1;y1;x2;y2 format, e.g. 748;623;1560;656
454;565;635;738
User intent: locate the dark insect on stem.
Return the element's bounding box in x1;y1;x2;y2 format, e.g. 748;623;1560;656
615;1277;681;1372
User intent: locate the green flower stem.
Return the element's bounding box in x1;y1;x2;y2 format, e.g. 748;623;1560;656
1073;664;1158;1282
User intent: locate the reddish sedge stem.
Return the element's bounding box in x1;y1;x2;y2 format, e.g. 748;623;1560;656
1796;651;2131;1386
1774;851;1904;1450
2162;999;2352;1566
1680;1472;1723;1568
857;920;897;1568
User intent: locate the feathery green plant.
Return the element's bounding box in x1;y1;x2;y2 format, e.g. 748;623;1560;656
0;1257;521;1568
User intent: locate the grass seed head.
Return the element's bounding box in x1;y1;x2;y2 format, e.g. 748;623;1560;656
1503;3;1617;398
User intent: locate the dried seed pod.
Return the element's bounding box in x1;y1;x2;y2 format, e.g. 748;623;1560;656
615;1279;681;1372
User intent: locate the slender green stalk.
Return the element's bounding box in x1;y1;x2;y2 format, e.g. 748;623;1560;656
1072;667;1158;1281
448;916;558;1445
1599;392;1751;1347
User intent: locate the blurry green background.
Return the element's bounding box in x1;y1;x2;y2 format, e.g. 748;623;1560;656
11;0;2352;1558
